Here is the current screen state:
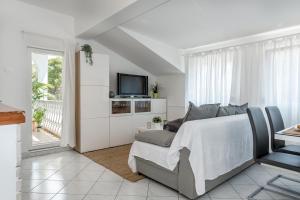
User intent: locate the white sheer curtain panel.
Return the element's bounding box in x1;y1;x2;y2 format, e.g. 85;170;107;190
61;40;76;147
230;43;265;106
186;50;234;106
263;36;300;126
186;34;300;126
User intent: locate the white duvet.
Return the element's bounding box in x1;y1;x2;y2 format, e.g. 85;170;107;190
128;114;253;195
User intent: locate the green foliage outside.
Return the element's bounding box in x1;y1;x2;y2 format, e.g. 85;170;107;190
32;56;63;125
48;57;63;100
33;107;46;127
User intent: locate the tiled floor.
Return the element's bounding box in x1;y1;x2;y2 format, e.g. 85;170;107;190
32;129;60;146
21;150;300;200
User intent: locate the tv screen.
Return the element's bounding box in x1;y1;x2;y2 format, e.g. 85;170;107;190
117;73;148;96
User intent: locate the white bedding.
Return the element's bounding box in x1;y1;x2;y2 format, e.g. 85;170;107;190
128;141;170;171
128;114;253;195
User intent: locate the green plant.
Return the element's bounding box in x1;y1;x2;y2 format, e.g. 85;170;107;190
151;82;159;93
48;57;63;100
152;116;162;124
32;79;50;102
81;44;93;65
33;107;46;127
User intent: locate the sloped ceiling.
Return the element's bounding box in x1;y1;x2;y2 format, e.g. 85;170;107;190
123;0;300;48
95;27;183;75
18;0;138;35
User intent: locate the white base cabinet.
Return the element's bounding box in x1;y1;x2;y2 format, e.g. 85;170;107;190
0;124;22;200
109;98;167;147
109;116;133;147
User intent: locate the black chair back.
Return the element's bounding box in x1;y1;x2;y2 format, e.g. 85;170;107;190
265;106;285;150
247;107;269;159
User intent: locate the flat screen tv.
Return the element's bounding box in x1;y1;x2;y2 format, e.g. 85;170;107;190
117;73;148;96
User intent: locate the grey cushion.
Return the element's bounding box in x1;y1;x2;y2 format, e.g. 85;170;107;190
135;130;176;147
183;102;220;122
163;118;183;133
217;103;248;117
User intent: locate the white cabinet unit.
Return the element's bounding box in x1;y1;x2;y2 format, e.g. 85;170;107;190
75;51;110;153
109;98;167;147
0;104;25;200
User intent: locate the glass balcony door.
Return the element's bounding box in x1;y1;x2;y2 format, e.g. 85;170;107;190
30;48;64;149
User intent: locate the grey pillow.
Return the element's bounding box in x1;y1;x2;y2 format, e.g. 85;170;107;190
183;102;221;122
135;130;176;147
163;118;183;133
217;103;248;117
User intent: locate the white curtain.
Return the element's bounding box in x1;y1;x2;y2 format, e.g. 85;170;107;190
262;36;300;126
186;50;234;106
61;40;76;147
186;34;300;126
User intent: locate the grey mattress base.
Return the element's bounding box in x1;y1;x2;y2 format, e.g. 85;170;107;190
135;148;254;199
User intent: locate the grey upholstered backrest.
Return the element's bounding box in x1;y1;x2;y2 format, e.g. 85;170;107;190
247;107;269;159
265;106;285;133
265;106;285;150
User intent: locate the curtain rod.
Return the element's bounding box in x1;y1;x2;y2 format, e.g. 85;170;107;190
28;46;64;54
184;26;300;55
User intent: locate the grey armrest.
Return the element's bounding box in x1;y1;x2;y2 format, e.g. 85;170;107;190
135;130;176;147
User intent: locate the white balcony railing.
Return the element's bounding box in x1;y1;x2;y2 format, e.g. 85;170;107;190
33;100;63;137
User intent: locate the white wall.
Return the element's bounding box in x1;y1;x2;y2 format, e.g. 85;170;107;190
0;0;74;154
157;74;186;120
77;40;157;95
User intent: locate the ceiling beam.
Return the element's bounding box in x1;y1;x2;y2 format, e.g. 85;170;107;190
77;0;170;38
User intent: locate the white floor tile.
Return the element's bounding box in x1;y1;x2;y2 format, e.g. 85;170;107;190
48;171;79;181
118;180;149;196
73;170;103;181
31;180;68;193
84;162;106;172
208;183;240;199
21;193;55;200
22;169;57;180
98;170;123;182
147;197;178;200
116;196;147;200
60;163;89;173
59;181;95;194
84;195;115;200
148;181;178;197
229;173;256;185
51;194;85;200
88;181;121;195
21;180;44;192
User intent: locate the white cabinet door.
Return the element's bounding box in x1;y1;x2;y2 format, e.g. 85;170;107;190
80;53;109;86
80;85;109;119
151;99;167;114
110;116;133;147
80;117;109;152
131;114;153;134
